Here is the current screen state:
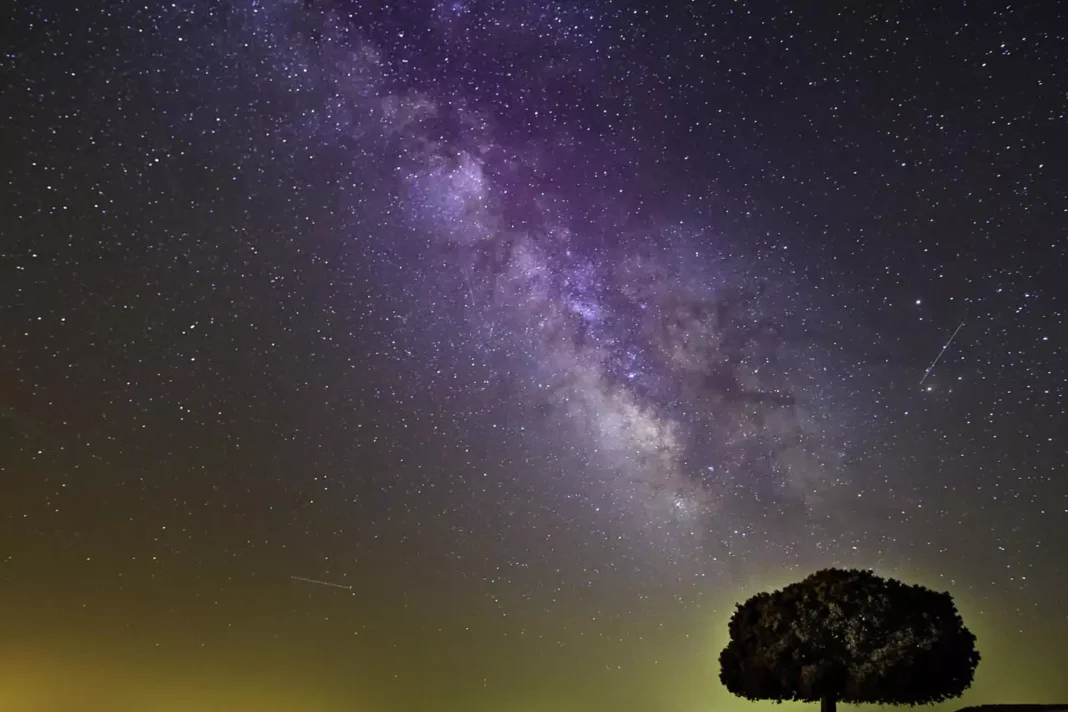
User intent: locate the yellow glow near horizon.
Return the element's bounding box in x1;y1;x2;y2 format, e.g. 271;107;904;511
2;587;1063;712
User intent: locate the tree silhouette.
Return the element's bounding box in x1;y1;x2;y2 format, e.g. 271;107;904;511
719;568;980;712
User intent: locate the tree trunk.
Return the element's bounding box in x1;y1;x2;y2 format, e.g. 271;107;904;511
820;697;836;712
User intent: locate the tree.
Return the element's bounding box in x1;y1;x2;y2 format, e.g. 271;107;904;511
719;568;980;712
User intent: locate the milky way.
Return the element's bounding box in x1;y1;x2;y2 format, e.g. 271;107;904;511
210;0;864;572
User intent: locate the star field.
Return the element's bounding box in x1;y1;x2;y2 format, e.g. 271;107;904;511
1;1;1066;710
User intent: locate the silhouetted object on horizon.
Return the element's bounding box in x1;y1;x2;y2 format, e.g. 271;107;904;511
719;568;980;712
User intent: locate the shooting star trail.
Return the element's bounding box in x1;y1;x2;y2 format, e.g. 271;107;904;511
920;319;965;385
290;575;353;591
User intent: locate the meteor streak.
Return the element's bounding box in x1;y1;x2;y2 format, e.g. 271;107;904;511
290;575;353;591
920;320;965;385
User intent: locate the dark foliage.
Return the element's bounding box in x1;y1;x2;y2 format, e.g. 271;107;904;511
719;568;980;707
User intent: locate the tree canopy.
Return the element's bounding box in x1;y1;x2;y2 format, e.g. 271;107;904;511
719;568;980;711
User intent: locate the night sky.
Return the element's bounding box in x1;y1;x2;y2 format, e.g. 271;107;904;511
2;1;1066;710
